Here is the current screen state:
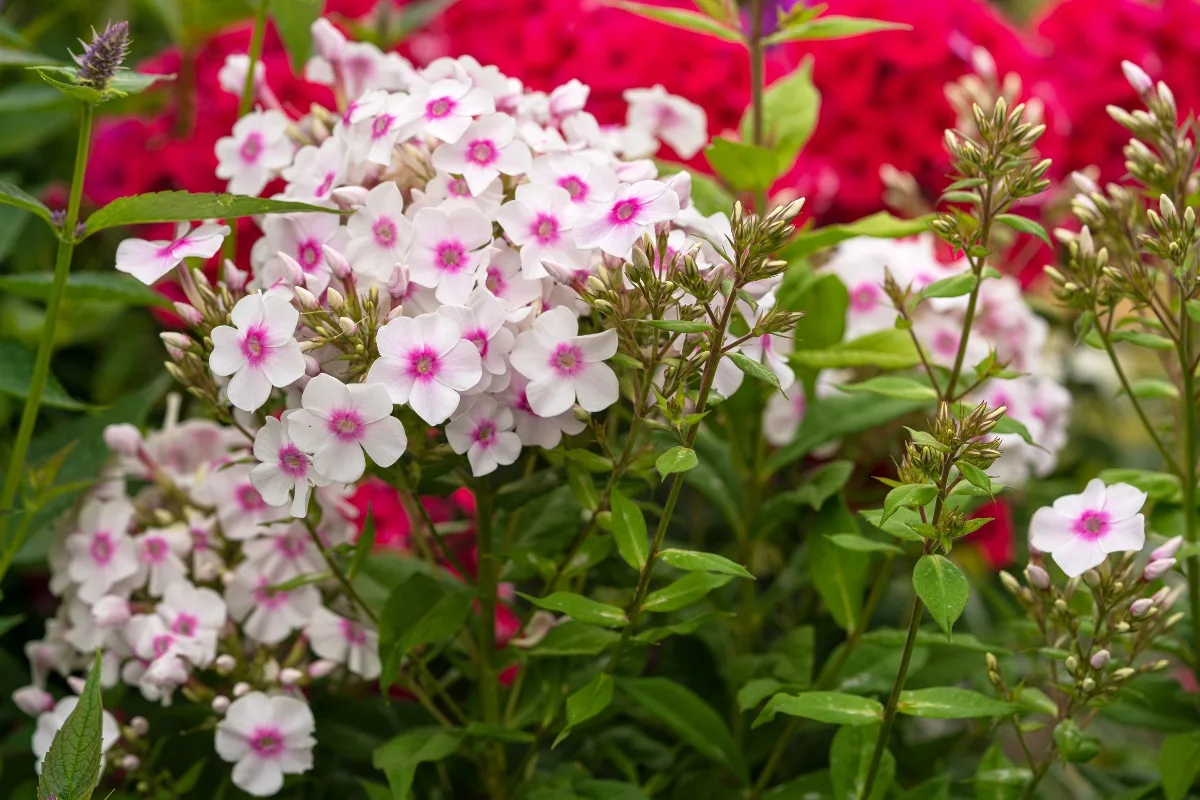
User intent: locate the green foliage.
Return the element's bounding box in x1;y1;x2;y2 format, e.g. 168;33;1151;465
38;651;103;800
764;15;910;45
754;691;884;727
372;727;464;799
269;0;324;69
705;137;780;193
519;592;629;627
82;191;339;236
0;339;89;410
896;688;1017;719
610;487;648;569
0;272;171;306
739;58;820;177
609;1;743;44
912;555;970;638
378;573;473;692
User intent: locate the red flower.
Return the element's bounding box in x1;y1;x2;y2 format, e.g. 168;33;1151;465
963;498;1015;570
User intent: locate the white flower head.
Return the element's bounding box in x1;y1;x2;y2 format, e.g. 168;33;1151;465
225;564;321;645
287;374;408;483
499;372;586;449
446;395;522;476
1030;480;1147;577
155;580;227;668
209;292;305;412
216;110;295;196
624;85;708;159
215;692;316;797
305;607;380;680
64;497;138;603
510;306;619;417
407;206;493;305
431;112;532;196
132;524;191;597
574;180;680;258
403;78;495;143
345;182;413;281
251;416;332;518
496;183;585;279
116;222;229;285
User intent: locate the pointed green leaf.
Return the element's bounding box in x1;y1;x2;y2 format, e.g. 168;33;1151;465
656;446;698;476
346;503;375;580
530;622;621;657
826;533;903;555
554;673;614;747
0;339;89;411
790;329;919;370
639;318;714;333
912;555;969;638
269;0;324;70
610;488;648;570
897;688;1017;719
740;57;820;172
642;572;733;612
830;724;894;800
0;272;171;306
659;548;753;578
778;212;933;263
880;483;937;524
372;727;465;800
994;213;1051;246
754;691;884;728
519;592;628;627
38;651;104;800
1161;731;1200;800
379;574;473;693
83;191;339;237
737;678;784;712
609;0;744;43
919;270;977;300
706;137;781;193
954;461;993;495
764;15;910;45
0;179;52;224
837;376;937;401
728;350;782;389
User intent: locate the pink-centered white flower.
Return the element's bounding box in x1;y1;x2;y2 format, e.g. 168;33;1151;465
574;180;680;258
403;77;495;143
225;563;321;645
496;183;585;279
254;212;346;294
242;527;323;584
305;607;380;680
155;581;226;667
215;692;316;797
624;85;708;159
64;498;138;603
287;374;408;483
209;293;304;412
132;524;191;597
216;110;295;196
350;91;420;165
528;152;618;206
1030;479;1148;577
446;396;522;476
499;373;586;449
407;206;493;305
431;112;532;196
281;137;346;203
367;311;483;424
251;416;331;518
116;222;229;285
510;306;619;417
438;288;515;380
345;182;413;282
194;463;278;542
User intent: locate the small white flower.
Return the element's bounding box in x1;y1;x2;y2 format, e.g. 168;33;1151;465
242;527;323;584
64;497;138;603
548;79;589;119
1030;479;1147;577
281;137;346;203
403;77;495;143
345;182;413;281
496;183;585;279
349;91;421;165
251;416;332;518
499;373;586;449
407;206;493;305
437;288;515;380
215;692;316;797
510;306;619;417
431;112;532;196
225;564;321;645
209;293;305;412
132;524;191;597
574;180;680;258
481;244;544;312
446;396;522;476
116;222;229;285
193;463;277;542
528;152;618;206
287;374;408;483
155;580;227;667
624;85;708;159
33;696;120;773
254;212;346;295
305;607;381;680
216;110;295;196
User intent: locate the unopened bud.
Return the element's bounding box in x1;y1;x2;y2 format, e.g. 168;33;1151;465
323;245;351;280
308;659;338;679
67;676;86;695
970;46;996;80
338;316;358;336
1160;194;1178;222
985;653;999;673
1070;171;1101;196
215;654;237;675
173;302;204;327
1121;60;1153;95
276;252;304;285
1130;598;1154;617
331;186;369;210
262;659;280;684
1166;611;1185;629
1065;656;1079;674
999;571;1020;594
222;259;249;292
121;754;140;771
388;264;410;298
1089;650;1110;670
1053;598;1069;614
1115;621;1131;633
130;716;149;736
1112;667;1136;681
212;695;230;714
1154;659;1170;672
159;332;193;352
12;685;55;716
232;681;251;698
1080;677;1096;693
103;423;143;457
280;668;304;686
294;286;318;309
1082;569;1101;588
1151;536;1183;561
1143;558;1176;581
1025;565;1050;590
304;354;321;376
326;288;345;311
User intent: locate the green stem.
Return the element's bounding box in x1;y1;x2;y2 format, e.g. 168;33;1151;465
1178;307;1200;678
395;467;473;581
1018;750;1056;800
0;103;94;580
748;0;767;213
474;482;507;799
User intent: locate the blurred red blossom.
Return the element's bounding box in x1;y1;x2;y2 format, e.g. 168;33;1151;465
964;498;1016;570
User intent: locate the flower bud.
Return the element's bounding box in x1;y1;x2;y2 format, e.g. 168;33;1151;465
130;716;149;736
1080;677;1095;693
75;21;131;90
294;286;318;309
1070;171;1101;195
338;316;358;336
970;46;996;80
232;681;251;698
1082;569;1101;588
222;259;249;292
388;264;410;298
12;685;55;716
280;668;304;686
159;332;193;353
1166;611;1185;629
1065;656;1079;674
663;170;692;210
1025;564;1050;590
217;53;265;96
323;245;352;280
262;659;280;684
1154;659;1170;671
276;252;305;285
1115;621;1131;633
1112;667;1136;680
999;571;1020;594
212;695;231;714
985;653;999;673
308;659;338;679
303;354;321;376
215;654;237;675
311;17;347;61
1143;558;1175;581
1121;60;1153;96
542;259;576;285
327;288;345;311
91;594;131;627
1053;598;1069;614
1090;650;1110;670
1130;598;1153;617
1151;536;1184;561
331;186;369;210
173;302;204;327
121;754;141;771
103;423;143;457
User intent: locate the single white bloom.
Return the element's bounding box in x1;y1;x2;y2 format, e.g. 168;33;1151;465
496;183;585;279
218;53;265;96
510;306;619;417
402;78;495;143
407;206;493;305
446;396;522;476
624;85;708;159
481;244;544;313
216;110;295;196
499;372;586;449
241;527;324;584
193;463;279;542
215;692;316;797
155;580;227;667
116;222;229;285
411;171;504;217
367;310;482;425
132;524;191;597
1030;479;1147;577
281;136;346;203
287;374;408;483
574;180;680;258
251;416;332;518
254;212;346;295
548;79;589;119
305;607;381;680
64;497;138;603
528;152;618;206
349;91;421;165
431;112;532;196
209;293;305;412
225;564;321;645
346;182;413;281
438;288;515;378
33;696;120;773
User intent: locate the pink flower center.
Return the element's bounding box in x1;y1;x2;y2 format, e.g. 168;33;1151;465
315;172;336;199
466;138;498;166
249;727;286;758
237;484;266;511
340;618;368;645
549;343;585;377
90;532;114;565
436;241;467;273
156;236;191;260
297;239;322;271
448;178;471;198
608;198;641;226
558;175;587;202
328;409;366;442
240;133;263;164
192;529;209;551
172;613;198;636
485;266;505;294
931;329;959;357
275;533;307;558
465;328;489;357
1073;509;1111;541
849;283;880;313
426;97;455;119
279;444;308;478
373;218;399;248
142;536;168;564
474;419;497;447
152;634;174;658
515;389;533;414
406;346;441;382
371;114;395;140
253;580;288;609
530;213;559;245
240;325;269;367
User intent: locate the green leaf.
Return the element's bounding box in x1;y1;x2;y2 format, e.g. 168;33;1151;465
634;611;730;644
827;533;903;555
762;460;854;521
372;727;464;800
38;651;104;800
754;691;884;728
727;351;783;389
659;548;753;578
880;483;937;524
994;213;1051;246
554;673;614;747
919;270;977;300
738;678;784;711
1127;378;1179;400
764;14;910;45
530;621;620;657
0;179;52;224
791;329;918;370
378;574;473;693
0;47;66;66
642;572;733;612
519;592;628;627
563;448;614;472
610;0;744;43
706;137;781;193
83;191;339;237
1050;719;1100;764
838;376;937;401
656;446;698;476
912;555;969;638
269;0;324;69
639;318;714;333
1098;468;1179;501
992;414;1036;446
1109;329;1175;350
779;212;933;262
463;723;535;745
740;57;820;174
779;270;848;349
830;724;894;800
0;339;89;411
618;677;748;784
33;66;170;105
974;741;1029;800
610;488;648;570
809;502;869;631
897;688;1017;719
1160;731;1200;800
955;461;993;495
0;272;172;307
347;503;375;580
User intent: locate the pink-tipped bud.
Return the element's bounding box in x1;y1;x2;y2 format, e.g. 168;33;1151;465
91;594;131;627
215;654;237;675
1024;564;1050;590
338;316;357;336
1130;598;1154;617
1151;536;1184;561
331;186;369;210
103;424;143;458
388;264;410;298
323;245;352;280
12;685;55;717
311;17;347;60
971;46;996;80
1089;649;1110;670
280;668;304;686
173;302;204;327
67;676;87;695
217;54;265;96
232;681;251;697
303;354;321;376
276;252;305;285
326;287;345;311
542;259;576;285
130;716;149;736
294;286;318;309
308;659;338;679
548;78;589;119
1143;558;1176;581
222;259;249;292
385;305;405;322
120;754;141;771
663;170;693;210
159;332;193;353
1122;60;1153;96
212;695;231;714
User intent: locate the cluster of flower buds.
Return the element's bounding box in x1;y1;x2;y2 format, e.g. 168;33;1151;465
73;20;131;91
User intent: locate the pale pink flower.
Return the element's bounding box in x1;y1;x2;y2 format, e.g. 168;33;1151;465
407;206;493;305
132;524;191;597
116;222;229;285
367;311;482;424
497;184;585;279
64;498;138;603
345;183;413;281
194;463;279;541
349;91;420;165
528;152;618;206
33;696;119;773
764;390;807;448
446;396;522;476
287;374;408;483
510;306;618;416
402;78;495;143
225;564;321;645
241;527;323;584
548;79;589;119
251;416;331;518
305;607;380;680
215;692;316;797
481;245;543;315
281;137;346;203
431;113;532;196
413;171;504;217
216;111;294;196
254;213;346;294
438;288;515;379
209;293;305;412
499;373;586;449
155;581;227;667
1030;480;1147;577
574;180;680;258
